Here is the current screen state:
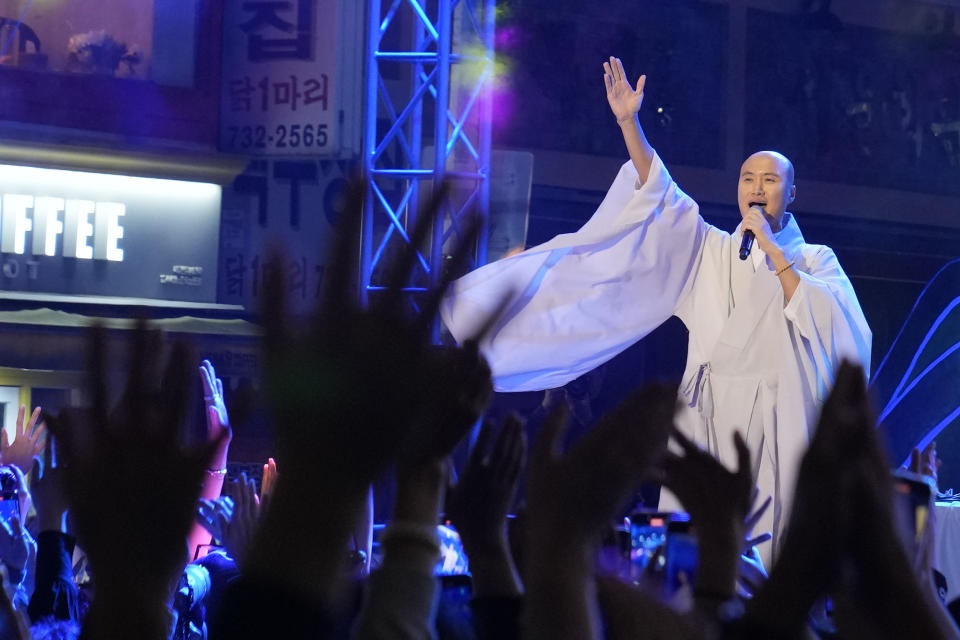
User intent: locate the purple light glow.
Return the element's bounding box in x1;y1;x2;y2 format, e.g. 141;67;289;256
490;85;516;132
495;26;521;50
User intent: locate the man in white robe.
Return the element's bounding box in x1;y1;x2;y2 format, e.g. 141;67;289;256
440;57;871;565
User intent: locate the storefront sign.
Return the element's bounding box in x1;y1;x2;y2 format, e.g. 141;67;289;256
220;0;339;155
0;164;221;303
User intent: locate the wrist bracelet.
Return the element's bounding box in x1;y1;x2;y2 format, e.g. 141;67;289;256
775;261;795;276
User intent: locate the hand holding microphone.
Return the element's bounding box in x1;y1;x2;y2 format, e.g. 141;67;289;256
739;205;767;261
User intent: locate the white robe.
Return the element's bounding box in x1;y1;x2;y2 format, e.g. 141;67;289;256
440;154;871;565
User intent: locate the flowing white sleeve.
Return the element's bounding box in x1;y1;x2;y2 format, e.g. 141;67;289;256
783;245;873;378
440;154;706;392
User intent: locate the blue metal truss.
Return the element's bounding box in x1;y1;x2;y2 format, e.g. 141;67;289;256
363;0;495;334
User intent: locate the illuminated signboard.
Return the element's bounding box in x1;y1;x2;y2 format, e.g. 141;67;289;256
0;164;221;304
220;0;340;156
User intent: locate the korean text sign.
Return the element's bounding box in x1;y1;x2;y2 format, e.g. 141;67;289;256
221;0;339;155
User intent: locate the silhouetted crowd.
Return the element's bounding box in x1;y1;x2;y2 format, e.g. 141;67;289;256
0;183;957;640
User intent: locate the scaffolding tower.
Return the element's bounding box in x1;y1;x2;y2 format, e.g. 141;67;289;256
362;0;495;334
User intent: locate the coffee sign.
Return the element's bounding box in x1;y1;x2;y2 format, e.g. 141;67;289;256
0;164;222;304
1;195;125;261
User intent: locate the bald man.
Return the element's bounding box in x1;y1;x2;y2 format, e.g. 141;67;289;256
441;58;871;566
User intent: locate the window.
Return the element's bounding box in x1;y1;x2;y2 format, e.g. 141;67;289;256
1;0;201;86
0;0;221;144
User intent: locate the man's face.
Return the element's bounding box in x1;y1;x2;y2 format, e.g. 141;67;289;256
737;152;796;227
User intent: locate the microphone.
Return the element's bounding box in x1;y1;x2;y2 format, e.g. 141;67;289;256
739;204;762;260
739;230;754;261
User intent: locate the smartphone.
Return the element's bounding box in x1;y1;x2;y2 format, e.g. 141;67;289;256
435;522;470;576
0;467;19;522
665;514;698;594
629;511;669;574
892;468;934;543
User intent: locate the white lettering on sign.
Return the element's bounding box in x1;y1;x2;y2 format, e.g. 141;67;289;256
65;200;94;260
1;194;33;255
0;195;125;261
95;202;125;262
33;197;64;257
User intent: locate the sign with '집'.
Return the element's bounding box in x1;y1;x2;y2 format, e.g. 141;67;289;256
220;0;339;156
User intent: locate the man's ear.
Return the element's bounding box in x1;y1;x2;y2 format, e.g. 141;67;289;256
788;185;797;203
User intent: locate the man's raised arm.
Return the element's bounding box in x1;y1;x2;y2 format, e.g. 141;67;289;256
603;56;655;184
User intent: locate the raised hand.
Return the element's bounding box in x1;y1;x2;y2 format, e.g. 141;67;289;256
447;415;525;554
661;429;754;609
745;362;872;637
0;565;28;640
188;359;234;559
353;316;497;640
5;465;30;530
200;359;232;457
662;429;753;545
742;490;773;552
737;492;772;596
0;515;31;587
238;178;505;612
603;56;645;124
0;477;35;610
396;342;494;476
1;407;45;475
30;440;68;534
527;385;675;549
831;367;960;640
46;326;226;640
260;181;494;491
196;497;231;544
446;414;526;598
791;364;869;552
523;385;675;640
197;476;260;568
738;547;768;598
219;473;260;568
910;442;940;487
260;457;278;510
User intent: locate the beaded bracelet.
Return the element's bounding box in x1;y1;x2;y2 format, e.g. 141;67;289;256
775;261;796;276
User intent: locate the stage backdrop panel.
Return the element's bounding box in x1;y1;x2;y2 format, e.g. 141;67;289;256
492;0;728;170
745;8;960;197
